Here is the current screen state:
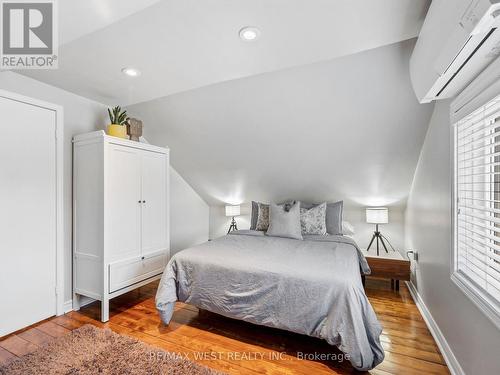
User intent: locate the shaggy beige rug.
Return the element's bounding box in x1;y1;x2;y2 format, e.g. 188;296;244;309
0;325;224;375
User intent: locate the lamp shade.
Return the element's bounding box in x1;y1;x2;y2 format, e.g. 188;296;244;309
225;205;241;217
366;207;388;224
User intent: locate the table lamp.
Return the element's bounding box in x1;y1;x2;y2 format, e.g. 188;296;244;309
225;205;240;234
366;207;389;255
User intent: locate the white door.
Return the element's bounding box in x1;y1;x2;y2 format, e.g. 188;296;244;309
107;144;142;260
141;151;167;255
0;95;57;336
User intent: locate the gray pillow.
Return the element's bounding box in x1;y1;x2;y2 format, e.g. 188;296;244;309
250;201;259;230
266;202;303;240
301;201;343;235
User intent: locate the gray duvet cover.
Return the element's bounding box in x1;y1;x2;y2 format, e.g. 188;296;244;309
156;230;384;371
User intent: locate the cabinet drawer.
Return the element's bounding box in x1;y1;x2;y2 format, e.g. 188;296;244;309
109;253;165;293
366;257;411;281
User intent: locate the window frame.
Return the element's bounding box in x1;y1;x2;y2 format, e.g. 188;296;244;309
452;162;500;329
451;58;500;330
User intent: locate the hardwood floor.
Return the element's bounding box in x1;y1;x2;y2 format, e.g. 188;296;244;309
0;278;450;374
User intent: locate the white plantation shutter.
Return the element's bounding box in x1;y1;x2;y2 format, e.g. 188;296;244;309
455;92;500;310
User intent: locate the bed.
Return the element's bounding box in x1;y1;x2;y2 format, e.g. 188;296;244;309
155;230;384;371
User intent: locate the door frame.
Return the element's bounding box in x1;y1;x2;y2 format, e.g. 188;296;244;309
0;89;65;316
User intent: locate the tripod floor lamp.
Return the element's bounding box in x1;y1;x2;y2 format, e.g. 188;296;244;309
225;205;241;234
366;207;389;256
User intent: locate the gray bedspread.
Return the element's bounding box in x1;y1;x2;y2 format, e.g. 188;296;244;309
156;230;384;370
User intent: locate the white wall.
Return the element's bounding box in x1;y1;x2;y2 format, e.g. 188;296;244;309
0;71;209;304
0;71;107;304
170;167;209;254
405;101;500;375
128;40;433;252
128;40;433;210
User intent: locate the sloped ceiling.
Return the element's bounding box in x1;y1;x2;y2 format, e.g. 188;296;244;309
21;0;429;105
58;0;162;45
127;40;434;208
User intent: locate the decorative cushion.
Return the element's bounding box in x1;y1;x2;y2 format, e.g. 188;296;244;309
255;202;270;231
300;202;327;235
252;200;294;231
266;202;303;240
301;201;343;235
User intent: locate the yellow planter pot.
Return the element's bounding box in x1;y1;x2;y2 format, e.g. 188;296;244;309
107;124;128;139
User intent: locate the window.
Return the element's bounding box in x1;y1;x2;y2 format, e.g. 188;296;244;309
454;93;500;326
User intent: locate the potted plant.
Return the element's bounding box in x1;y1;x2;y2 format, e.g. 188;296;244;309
107;106;129;139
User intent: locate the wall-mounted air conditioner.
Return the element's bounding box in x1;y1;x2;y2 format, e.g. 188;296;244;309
410;0;500;103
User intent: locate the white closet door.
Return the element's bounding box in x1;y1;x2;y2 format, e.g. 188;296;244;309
107;145;142;260
141;151;167;255
0;95;57;336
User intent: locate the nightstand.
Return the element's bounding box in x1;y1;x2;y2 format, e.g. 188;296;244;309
361;249;410;291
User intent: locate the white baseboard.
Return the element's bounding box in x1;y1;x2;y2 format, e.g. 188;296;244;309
63;296;96;314
63;300;73;313
406;281;465;375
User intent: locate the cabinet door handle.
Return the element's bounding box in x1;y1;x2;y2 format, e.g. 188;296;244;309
142;200;146;203
141;256;145;260
138;200;142;203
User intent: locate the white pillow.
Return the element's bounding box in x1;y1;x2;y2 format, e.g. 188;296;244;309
342;221;355;236
266;202;303;240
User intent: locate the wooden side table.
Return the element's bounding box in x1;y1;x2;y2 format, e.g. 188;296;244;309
361;249;411;291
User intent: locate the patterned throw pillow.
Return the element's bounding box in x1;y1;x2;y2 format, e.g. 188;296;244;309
255;203;270;231
300;202;327;235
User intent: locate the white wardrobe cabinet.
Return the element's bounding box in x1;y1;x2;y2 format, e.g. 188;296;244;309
73;131;169;322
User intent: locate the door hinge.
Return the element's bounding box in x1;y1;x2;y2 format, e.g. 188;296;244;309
55;286;58;296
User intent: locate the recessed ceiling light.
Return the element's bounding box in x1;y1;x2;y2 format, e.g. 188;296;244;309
239;27;260;41
121;67;141;77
